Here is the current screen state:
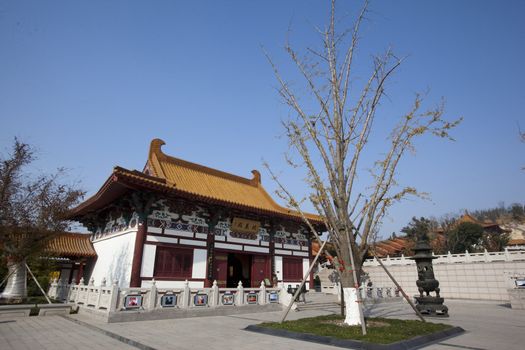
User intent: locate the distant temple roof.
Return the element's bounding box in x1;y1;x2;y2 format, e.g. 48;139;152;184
457;212;509;232
45;233;97;258
508;238;525;246
371;237;411;258
69;138;323;224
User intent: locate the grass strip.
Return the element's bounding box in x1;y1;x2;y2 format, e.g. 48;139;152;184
258;315;452;344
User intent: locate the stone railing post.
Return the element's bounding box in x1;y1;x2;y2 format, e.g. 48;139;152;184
67;283;73;302
483;249;490;262
259;281;267;305
211;280;219;307
182;280;190;309
48;278;58;299
447;251;453;263
55;279;62;300
236;281;244;306
504;247;511;261
61;280;70;301
148;279;157;310
95;279;104;309
109;280;119;312
465;250;471;263
74;278;84;304
87;277;95;307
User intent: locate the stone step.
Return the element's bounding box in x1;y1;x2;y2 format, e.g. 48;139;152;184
295;302;340;311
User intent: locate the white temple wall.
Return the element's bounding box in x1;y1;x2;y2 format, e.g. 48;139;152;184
363;252;525;301
275;256;283;281
303;258;311;284
90;230;137;288
141;244;157;278
192;249;207;279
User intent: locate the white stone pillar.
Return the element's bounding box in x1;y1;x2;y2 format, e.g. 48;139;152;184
74;278;84;304
109;280;119;312
484;249;490;262
182;280;190;308
95;279;103;309
48;278;58;299
148;279;157;310
465;250;471;262
505;248;511;261
210;280;220;306
259;281;266;305
236;281;244;306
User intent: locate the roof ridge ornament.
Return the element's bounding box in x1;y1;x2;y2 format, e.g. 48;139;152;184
148;138;169;180
251;170;261;185
149;138;166;159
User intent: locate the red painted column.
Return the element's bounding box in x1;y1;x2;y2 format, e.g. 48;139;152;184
269;235;276;281
204;229;215;288
130;216;147;287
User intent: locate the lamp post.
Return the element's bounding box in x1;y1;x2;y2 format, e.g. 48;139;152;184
410;231;448;317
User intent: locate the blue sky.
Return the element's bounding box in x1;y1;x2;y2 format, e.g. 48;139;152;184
1;0;524;237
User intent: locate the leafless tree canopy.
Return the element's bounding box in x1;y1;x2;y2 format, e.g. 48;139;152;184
0;139;85;261
265;0;461;287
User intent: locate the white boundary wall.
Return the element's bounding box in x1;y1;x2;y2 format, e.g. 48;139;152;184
91;229;137;288
362;249;525;301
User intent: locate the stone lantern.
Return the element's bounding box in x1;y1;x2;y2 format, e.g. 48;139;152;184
410;232;448;317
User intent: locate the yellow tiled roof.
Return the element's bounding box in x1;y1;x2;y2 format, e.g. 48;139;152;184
146;139;322;222
45;233;97;258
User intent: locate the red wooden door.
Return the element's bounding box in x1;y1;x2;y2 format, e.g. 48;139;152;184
251;255;269;288
215;253;228;287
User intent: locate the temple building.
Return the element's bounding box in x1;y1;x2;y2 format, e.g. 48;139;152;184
45;232;97;284
68;139;324;289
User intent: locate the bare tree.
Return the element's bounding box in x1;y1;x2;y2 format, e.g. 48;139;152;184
0;139;84;301
265;0;460;325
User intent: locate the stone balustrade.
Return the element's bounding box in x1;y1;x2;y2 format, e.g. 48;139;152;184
363;248;525;267
48;278;283;321
359;285;402;301
329;283;402;304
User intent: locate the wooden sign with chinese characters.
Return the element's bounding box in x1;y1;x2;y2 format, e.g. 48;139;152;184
231;217;260;234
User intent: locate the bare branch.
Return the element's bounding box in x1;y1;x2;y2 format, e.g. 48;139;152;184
264;0;461;297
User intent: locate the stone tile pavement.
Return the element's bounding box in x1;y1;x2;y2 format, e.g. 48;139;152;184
367;299;525;350
1;298;525;349
0;315;133;349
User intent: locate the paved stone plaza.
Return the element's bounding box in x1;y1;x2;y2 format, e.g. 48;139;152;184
1;298;524;349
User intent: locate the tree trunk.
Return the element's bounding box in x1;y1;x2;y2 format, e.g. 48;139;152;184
340;265;362;326
0;258;27;301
